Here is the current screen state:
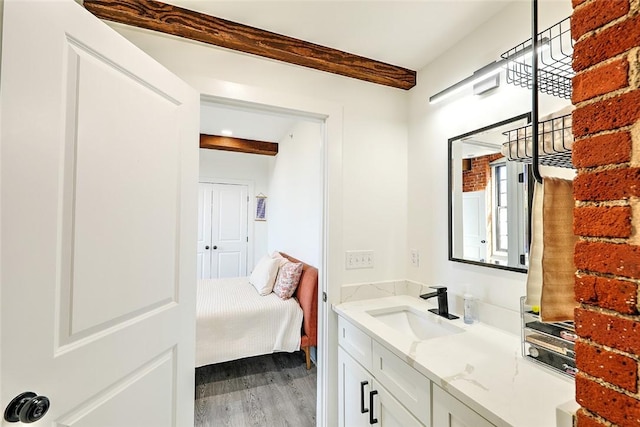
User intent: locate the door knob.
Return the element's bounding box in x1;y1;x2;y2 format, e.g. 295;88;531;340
4;392;50;423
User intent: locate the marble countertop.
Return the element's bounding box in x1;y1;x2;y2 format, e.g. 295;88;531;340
333;295;577;427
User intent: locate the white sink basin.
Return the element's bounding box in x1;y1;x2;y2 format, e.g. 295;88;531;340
367;306;464;341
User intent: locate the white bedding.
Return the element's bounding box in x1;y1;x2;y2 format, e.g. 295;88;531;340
196;277;303;367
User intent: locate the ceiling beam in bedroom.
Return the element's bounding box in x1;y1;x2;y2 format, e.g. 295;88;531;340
200;134;279;156
83;0;417;90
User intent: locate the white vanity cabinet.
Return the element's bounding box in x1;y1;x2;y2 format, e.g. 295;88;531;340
338;315;498;427
335;296;577;427
432;384;495;427
338;317;426;427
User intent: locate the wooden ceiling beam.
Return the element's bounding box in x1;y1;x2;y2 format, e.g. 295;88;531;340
200;134;279;156
84;0;417;90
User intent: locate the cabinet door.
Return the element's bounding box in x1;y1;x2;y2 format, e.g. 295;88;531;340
338;347;373;427
373;381;425;427
432;384;495;427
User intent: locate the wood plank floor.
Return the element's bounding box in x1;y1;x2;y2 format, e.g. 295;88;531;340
194;351;317;427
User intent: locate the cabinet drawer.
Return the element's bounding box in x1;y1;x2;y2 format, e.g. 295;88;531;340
338;316;372;371
372;340;431;426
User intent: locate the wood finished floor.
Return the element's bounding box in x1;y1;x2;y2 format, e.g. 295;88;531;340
194;351;317;427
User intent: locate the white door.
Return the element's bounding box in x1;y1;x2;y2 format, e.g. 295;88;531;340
196;185;214;279
1;1;198;426
197;183;248;279
462;190;488;262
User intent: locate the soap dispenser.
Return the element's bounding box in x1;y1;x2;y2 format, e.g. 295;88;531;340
463;293;475;324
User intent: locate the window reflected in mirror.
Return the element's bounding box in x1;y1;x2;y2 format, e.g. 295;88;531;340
448;113;532;273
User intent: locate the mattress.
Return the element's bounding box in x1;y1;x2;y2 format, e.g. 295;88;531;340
196;277;303;367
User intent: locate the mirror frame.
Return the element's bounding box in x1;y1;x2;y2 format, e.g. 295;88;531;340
447;112;532;274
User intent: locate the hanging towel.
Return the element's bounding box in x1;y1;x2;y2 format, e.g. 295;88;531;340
540;178;578;322
525;181;544;307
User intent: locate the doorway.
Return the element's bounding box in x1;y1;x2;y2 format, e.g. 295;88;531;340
196;98;325;426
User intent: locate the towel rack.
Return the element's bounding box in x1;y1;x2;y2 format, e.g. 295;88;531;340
532;0;543;182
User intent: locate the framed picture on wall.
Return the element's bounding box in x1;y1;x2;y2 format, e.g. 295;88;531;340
255;194;267;221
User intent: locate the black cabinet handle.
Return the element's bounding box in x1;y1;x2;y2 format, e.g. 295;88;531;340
360;381;369;413
369;390;378;424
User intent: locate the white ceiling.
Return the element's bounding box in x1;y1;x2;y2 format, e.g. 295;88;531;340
167;0;514;71
186;1;522;142
200;102;299;142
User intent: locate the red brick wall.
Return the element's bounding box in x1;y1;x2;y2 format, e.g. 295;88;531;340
462;153;503;192
571;0;640;425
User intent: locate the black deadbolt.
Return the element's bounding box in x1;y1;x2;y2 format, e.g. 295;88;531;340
4;392;50;423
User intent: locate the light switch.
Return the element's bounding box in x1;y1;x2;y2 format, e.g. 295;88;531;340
346;250;374;269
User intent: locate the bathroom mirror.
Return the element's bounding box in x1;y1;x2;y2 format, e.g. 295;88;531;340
448;113;532;273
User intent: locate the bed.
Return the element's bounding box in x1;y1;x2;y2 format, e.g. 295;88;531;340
196;252;318;369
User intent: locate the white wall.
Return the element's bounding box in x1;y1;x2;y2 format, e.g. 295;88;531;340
111;22;409;426
199;149;271;268
111;22;408;289
267;121;323;267
408;1;572;314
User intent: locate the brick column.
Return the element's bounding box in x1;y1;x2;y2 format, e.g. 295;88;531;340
571;0;640;425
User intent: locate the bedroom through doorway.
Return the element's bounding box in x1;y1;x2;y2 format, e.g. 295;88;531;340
194;99;324;427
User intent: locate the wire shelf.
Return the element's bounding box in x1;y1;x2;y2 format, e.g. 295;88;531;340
502;113;574;168
501;17;574;99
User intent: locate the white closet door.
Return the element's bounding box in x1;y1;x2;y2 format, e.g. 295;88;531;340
198;183;248;278
197;184;214;279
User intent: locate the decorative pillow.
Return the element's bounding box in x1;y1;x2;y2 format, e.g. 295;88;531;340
273;261;303;300
249;255;280;295
271;251;289;267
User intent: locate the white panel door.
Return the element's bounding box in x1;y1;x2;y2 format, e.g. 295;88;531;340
1;1;198;426
462;190;488;262
198;183;248;279
211;184;248;278
196;185;214;279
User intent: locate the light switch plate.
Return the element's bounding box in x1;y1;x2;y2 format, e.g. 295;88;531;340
346;250;374;269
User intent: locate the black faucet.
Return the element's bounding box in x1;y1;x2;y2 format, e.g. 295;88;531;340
420;286;459;320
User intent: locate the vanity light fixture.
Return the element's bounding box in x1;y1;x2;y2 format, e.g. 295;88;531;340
429;39;550;104
429;61;504;104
